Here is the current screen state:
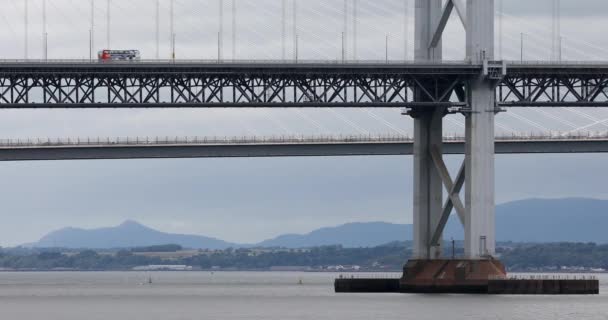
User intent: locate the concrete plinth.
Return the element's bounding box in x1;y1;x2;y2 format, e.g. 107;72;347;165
488;279;600;295
335;271;599;294
335;259;599;294
399;259;506;293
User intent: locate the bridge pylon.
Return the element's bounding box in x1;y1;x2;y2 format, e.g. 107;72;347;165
401;0;507;292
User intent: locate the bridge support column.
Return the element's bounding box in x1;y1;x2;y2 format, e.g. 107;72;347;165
464;78;496;259
411;0;444;260
412;109;444;260
464;0;496;259
401;0;506;292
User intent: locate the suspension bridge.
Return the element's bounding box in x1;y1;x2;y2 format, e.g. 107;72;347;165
0;0;606;293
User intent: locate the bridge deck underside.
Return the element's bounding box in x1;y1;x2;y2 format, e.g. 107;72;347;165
1;139;607;161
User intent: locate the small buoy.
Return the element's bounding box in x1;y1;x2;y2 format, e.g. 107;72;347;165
298;278;303;285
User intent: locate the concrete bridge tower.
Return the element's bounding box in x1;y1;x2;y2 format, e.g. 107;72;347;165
411;0;444;261
402;0;506;291
464;0;497;260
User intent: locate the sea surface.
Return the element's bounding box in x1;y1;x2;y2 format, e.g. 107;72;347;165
0;271;606;319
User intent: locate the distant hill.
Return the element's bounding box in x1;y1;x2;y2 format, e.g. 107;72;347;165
33;220;234;249
258;198;608;247
255;222;412;248
494;198;608;243
30;198;608;249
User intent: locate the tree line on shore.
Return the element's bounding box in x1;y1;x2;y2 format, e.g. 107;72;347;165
0;242;606;271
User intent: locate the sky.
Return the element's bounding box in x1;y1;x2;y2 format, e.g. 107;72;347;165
0;0;608;246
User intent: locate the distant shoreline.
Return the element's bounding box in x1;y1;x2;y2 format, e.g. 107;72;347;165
0;269;605;274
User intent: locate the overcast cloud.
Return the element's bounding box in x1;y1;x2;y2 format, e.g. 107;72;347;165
0;0;607;246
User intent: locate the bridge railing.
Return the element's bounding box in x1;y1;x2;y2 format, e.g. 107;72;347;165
1;132;607;148
0;59;473;65
507;60;608;66
1;59;607;67
0;134;412;147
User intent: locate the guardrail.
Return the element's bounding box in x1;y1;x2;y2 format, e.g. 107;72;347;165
491;274;599;281
507;60;608;66
1;132;608;148
0;59;473;65
0;59;607;66
337;273;402;279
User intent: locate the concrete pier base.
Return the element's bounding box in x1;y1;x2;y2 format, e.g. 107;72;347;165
399;259;506;293
334;259;599;294
488;279;599;295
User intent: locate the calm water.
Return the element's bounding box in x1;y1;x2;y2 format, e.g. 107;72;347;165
0;271;606;319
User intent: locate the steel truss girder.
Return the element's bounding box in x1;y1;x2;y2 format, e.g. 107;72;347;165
0;72;465;108
497;75;608;107
1;70;608;108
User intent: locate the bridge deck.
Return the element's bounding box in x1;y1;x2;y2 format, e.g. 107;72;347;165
1;60;607;74
1;60;607;109
1;135;607;161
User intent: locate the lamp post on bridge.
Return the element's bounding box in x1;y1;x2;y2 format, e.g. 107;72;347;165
172;33;176;61
43;0;48;60
90;0;94;60
24;0;29;59
559;36;564;61
385;34;389;63
295;35;299;63
106;0;110;49
342;32;345;62
520;32;525;62
44;32;48;61
217;32;221;63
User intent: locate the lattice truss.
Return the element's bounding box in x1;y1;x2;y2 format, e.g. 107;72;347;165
0;72;467;107
498;74;608;107
1;66;608;108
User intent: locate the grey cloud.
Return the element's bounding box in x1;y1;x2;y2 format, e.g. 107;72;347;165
0;0;606;246
502;0;608;17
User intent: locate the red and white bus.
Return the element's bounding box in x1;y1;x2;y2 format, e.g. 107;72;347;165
98;50;141;61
